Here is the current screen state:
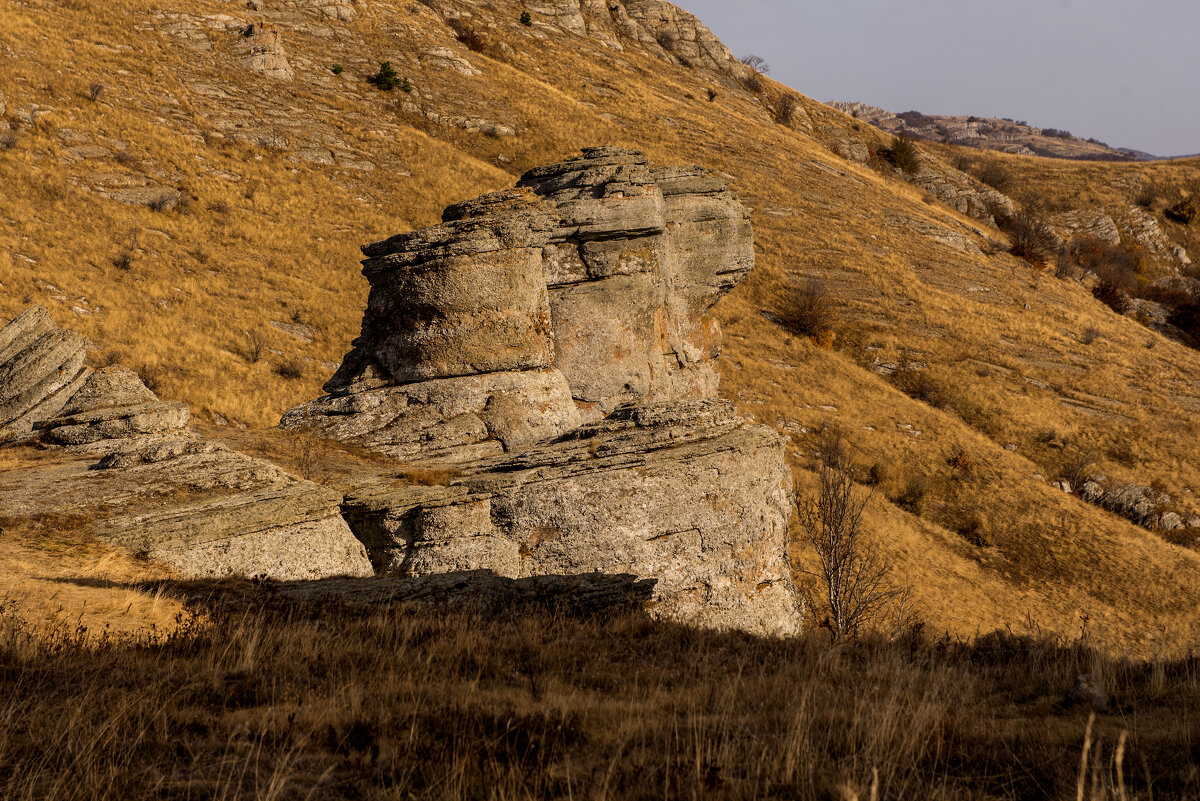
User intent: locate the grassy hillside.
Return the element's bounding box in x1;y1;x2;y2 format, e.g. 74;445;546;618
3;0;1200;654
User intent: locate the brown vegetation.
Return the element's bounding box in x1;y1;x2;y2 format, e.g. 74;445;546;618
2;594;1198;800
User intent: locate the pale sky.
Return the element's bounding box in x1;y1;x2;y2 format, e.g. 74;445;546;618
676;0;1200;157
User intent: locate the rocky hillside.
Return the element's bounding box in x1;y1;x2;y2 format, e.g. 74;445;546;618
3;0;1200;653
832;101;1157;161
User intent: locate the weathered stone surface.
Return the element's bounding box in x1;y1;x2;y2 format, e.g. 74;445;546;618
304;147;754;447
282;369;580;460
37;366;190;445
283;150;800;634
39;401;191;445
0;306;90;440
341;401;799;636
99;484;372;580
233;22;294;80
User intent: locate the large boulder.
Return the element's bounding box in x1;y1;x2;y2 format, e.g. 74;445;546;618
291;147;755;451
283;149;801;635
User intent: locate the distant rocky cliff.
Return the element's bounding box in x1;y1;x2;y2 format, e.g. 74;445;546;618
832;102;1149;161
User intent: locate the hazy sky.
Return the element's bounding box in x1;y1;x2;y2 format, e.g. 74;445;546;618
676;0;1200;157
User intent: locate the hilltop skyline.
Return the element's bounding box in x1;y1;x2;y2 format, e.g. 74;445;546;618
679;0;1200;157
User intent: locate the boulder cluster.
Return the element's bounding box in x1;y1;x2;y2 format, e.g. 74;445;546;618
1;149;801;635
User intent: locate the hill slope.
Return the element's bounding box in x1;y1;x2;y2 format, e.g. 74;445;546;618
3;0;1200;653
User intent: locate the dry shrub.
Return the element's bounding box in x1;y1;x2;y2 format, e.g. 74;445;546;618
778;278;835;339
996;211;1058;266
448;17;488;52
882;131;921;175
1092;280;1131;315
976;161;1013;192
893;475;929;516
742;69;765;94
892;368;948;409
274;358;304;380
773;95;801;127
1165;196;1199;225
956;510;991;547
946;448;974;475
135;364;167;396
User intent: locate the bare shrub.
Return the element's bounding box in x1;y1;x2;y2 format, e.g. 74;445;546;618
997;210;1058;266
800;431;903;640
244;329;266;363
112;251;134;271
1060;445;1098;490
739;54;770;73
976;161;1013;192
705;88;718;102
86;82;104;102
778;278;834;338
275;358;304;380
1134;186;1158;209
0;131;16;151
1080;325;1101;345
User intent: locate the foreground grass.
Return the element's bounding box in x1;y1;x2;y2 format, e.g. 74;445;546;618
2;590;1198;800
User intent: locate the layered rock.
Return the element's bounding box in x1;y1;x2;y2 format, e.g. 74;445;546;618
341;400;798;634
283;149;800;634
0;306;90;441
0;307;372;582
286;147;755;453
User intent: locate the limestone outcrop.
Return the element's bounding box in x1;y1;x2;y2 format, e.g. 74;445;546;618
0;305;90;441
285;147;754;452
0;307;372;582
283;148;801;635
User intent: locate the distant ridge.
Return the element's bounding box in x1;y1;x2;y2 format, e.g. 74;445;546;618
832;101;1168;161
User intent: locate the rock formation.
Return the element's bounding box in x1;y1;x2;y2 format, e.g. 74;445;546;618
0;307;372;582
283;148;801;635
0;305;90;441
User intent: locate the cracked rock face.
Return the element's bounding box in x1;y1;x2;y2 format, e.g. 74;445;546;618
283;149;800;635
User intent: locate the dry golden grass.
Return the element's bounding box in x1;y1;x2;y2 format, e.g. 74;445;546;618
3;593;1199;799
3;0;1200;652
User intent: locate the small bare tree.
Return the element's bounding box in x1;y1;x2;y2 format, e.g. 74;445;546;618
800;431;902;640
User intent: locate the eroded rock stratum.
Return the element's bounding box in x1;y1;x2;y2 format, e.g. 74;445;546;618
0;148;799;635
282;147;801;634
